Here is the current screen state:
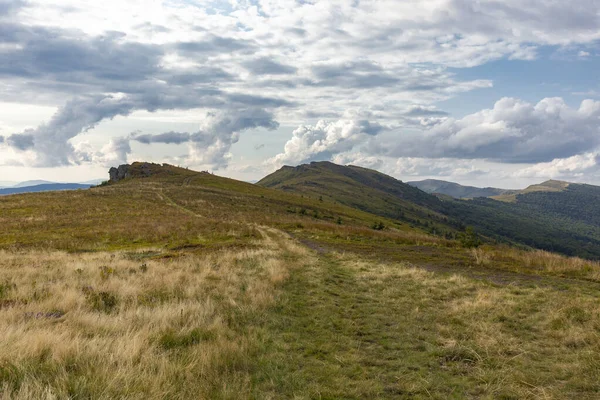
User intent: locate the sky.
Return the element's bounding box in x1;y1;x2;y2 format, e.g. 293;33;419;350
0;0;600;189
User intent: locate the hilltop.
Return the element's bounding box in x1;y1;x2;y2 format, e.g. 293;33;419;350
259;161;459;236
491;179;570;202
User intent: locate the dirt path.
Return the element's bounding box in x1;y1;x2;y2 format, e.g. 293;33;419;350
288;233;600;291
156;188;205;218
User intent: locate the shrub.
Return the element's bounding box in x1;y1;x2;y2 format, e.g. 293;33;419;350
99;265;115;280
459;226;481;248
83;288;119;313
371;221;385;230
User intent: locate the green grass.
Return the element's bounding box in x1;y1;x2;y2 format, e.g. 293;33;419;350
253;252;600;399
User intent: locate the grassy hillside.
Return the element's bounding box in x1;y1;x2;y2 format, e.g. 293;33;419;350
445;182;600;259
2;163;600;398
259;161;460;237
492;180;569;202
261;162;600;259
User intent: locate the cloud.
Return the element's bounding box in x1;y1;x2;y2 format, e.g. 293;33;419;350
6;133;34;150
403;106;449;117
377;97;600;163
0;23;163;85
331;152;384;171
176;36;255;55
4;0;600;174
133;131;191;145
5;95;138;166
391;157;488;178
130;108;279;169
0;0;25;17
269;114;386;166
96;136;132;167
309;61;399;89
514;152;600;180
243;57;297;75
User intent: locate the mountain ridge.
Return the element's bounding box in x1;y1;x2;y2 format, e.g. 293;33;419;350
0;183;92;196
260;162;600;259
408;179;514;198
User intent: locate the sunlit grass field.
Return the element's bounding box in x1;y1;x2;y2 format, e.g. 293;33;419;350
1;166;600;399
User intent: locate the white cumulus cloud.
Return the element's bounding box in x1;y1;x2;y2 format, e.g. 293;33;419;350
269;114;385;167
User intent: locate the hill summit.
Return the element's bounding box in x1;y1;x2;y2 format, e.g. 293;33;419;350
108;162;198;182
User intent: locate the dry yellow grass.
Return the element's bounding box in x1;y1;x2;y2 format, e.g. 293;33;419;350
0;228;308;399
471;246;600;281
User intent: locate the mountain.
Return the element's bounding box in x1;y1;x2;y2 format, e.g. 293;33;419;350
12;180;56;188
408;179;514;198
260;162;600;259
0;183;92;196
258;161;460;235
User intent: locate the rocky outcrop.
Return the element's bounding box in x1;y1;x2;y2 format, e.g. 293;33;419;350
109;164;132;182
108;162;181;182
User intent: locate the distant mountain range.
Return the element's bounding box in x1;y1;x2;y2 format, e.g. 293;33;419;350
0;179;104;189
0;183;95;196
407;178;571;202
0;179;104;195
407;179;515;199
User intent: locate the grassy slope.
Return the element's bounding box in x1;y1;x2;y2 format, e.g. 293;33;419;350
0;164;407;252
258;161;460;237
260;162;600;259
492;180;569;202
446;183;600;259
2;164;600;398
